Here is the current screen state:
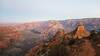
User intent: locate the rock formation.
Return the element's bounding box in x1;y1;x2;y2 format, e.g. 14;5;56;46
74;22;90;39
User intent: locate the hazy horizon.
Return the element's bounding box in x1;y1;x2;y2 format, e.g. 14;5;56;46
0;0;100;23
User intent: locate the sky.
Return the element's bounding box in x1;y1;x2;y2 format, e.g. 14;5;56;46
0;0;100;23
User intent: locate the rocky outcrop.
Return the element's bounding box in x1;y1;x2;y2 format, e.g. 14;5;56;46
74;22;90;39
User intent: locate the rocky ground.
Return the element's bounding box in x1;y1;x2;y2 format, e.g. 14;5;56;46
25;29;100;56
